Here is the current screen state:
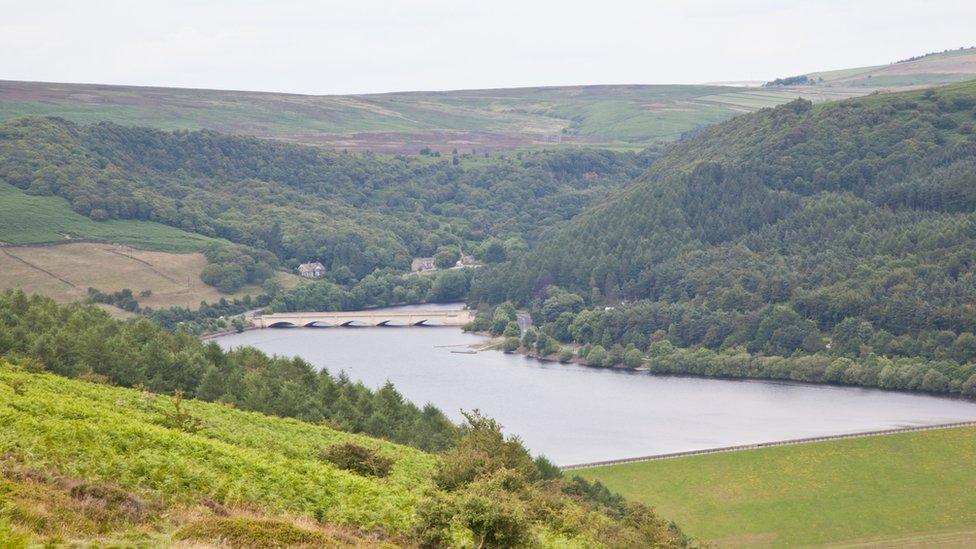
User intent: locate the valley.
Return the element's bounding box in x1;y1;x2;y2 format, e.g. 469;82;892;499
1;11;976;544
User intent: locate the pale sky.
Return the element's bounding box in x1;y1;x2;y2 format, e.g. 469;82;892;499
1;0;973;95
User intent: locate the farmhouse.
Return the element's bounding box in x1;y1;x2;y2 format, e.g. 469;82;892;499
297;261;327;278
411;257;436;272
454;255;483;269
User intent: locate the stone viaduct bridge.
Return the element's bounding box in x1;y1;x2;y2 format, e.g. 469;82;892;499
254;309;476;328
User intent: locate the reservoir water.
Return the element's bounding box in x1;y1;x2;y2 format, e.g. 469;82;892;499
217;306;976;465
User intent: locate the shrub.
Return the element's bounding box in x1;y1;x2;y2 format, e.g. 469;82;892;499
558;349;574;363
435;411;536;491
502;337;521;352
585;345;608;367
157;390;204;433
176;518;331;547
459;476;532;548
69;482;148;522
533;455;563;480
412;492;459;548
502;322;521;338
623;348;643;368
319;442;394;478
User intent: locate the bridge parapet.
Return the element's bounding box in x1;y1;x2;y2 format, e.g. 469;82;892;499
256;309;476;328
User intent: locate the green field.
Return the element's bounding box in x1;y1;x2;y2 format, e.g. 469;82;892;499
0;182;214;252
576;427;976;547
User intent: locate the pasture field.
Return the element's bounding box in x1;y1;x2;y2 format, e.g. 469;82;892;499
0;361;435;546
576;426;976;547
0;242;300;309
0;182;214;252
0;182;301;308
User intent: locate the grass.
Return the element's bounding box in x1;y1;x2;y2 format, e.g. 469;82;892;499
0;241;301;309
0;182;215;252
0;183;302;308
0;361;438;545
575;427;976;547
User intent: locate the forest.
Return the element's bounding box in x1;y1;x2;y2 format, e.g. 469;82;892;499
468;81;976;394
0;117;655;291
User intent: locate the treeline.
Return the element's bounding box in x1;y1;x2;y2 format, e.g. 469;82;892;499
267;268;473;312
0;290;457;452
0;116;656;288
468;81;976;393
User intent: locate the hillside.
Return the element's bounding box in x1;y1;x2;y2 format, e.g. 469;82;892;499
0;81;818;152
2;50;973;153
802;46;976;89
0;292;688;546
0;116;655;289
0;356;685;547
471;80;976;394
576;425;976;546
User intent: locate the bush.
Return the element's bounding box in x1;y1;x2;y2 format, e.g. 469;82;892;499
533;455;563;480
435;411;536;491
558;349;575;363
624;348;643;368
412;493;459;548
177;518;331;547
502;337;521;352
459;481;531;548
200;263;246;293
434;247;460;269
319;442;394;478
585;345;608;367
157;390;204;433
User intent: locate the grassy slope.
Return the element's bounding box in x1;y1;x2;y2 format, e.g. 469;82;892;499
576;427;976;547
804;47;976;88
0;362;436;545
2;50;973;151
0;181;214;252
0;182;302;308
0;242;301;309
0;84;847;151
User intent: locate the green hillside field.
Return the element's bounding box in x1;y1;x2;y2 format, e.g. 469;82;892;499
0;182;214;252
0;361;435;546
0;353;685;547
576;426;976;547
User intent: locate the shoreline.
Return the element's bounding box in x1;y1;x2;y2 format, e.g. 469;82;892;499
561;421;976;470
206;323;976;403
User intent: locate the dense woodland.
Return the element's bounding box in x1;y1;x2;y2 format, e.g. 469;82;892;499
469;81;976;393
0;117;655;290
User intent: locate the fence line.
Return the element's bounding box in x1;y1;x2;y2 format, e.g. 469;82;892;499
561;421;976;471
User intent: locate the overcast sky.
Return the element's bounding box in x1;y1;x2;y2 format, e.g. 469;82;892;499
1;0;973;95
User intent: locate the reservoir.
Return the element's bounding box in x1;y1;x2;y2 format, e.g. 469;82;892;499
216;306;976;465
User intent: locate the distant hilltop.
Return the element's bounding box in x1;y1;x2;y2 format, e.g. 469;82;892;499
1;48;973;153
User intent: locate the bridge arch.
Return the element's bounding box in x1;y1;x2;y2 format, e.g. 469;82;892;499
268;321;297;328
304;321;334;328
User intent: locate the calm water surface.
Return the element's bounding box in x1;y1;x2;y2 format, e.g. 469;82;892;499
218;309;976;464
